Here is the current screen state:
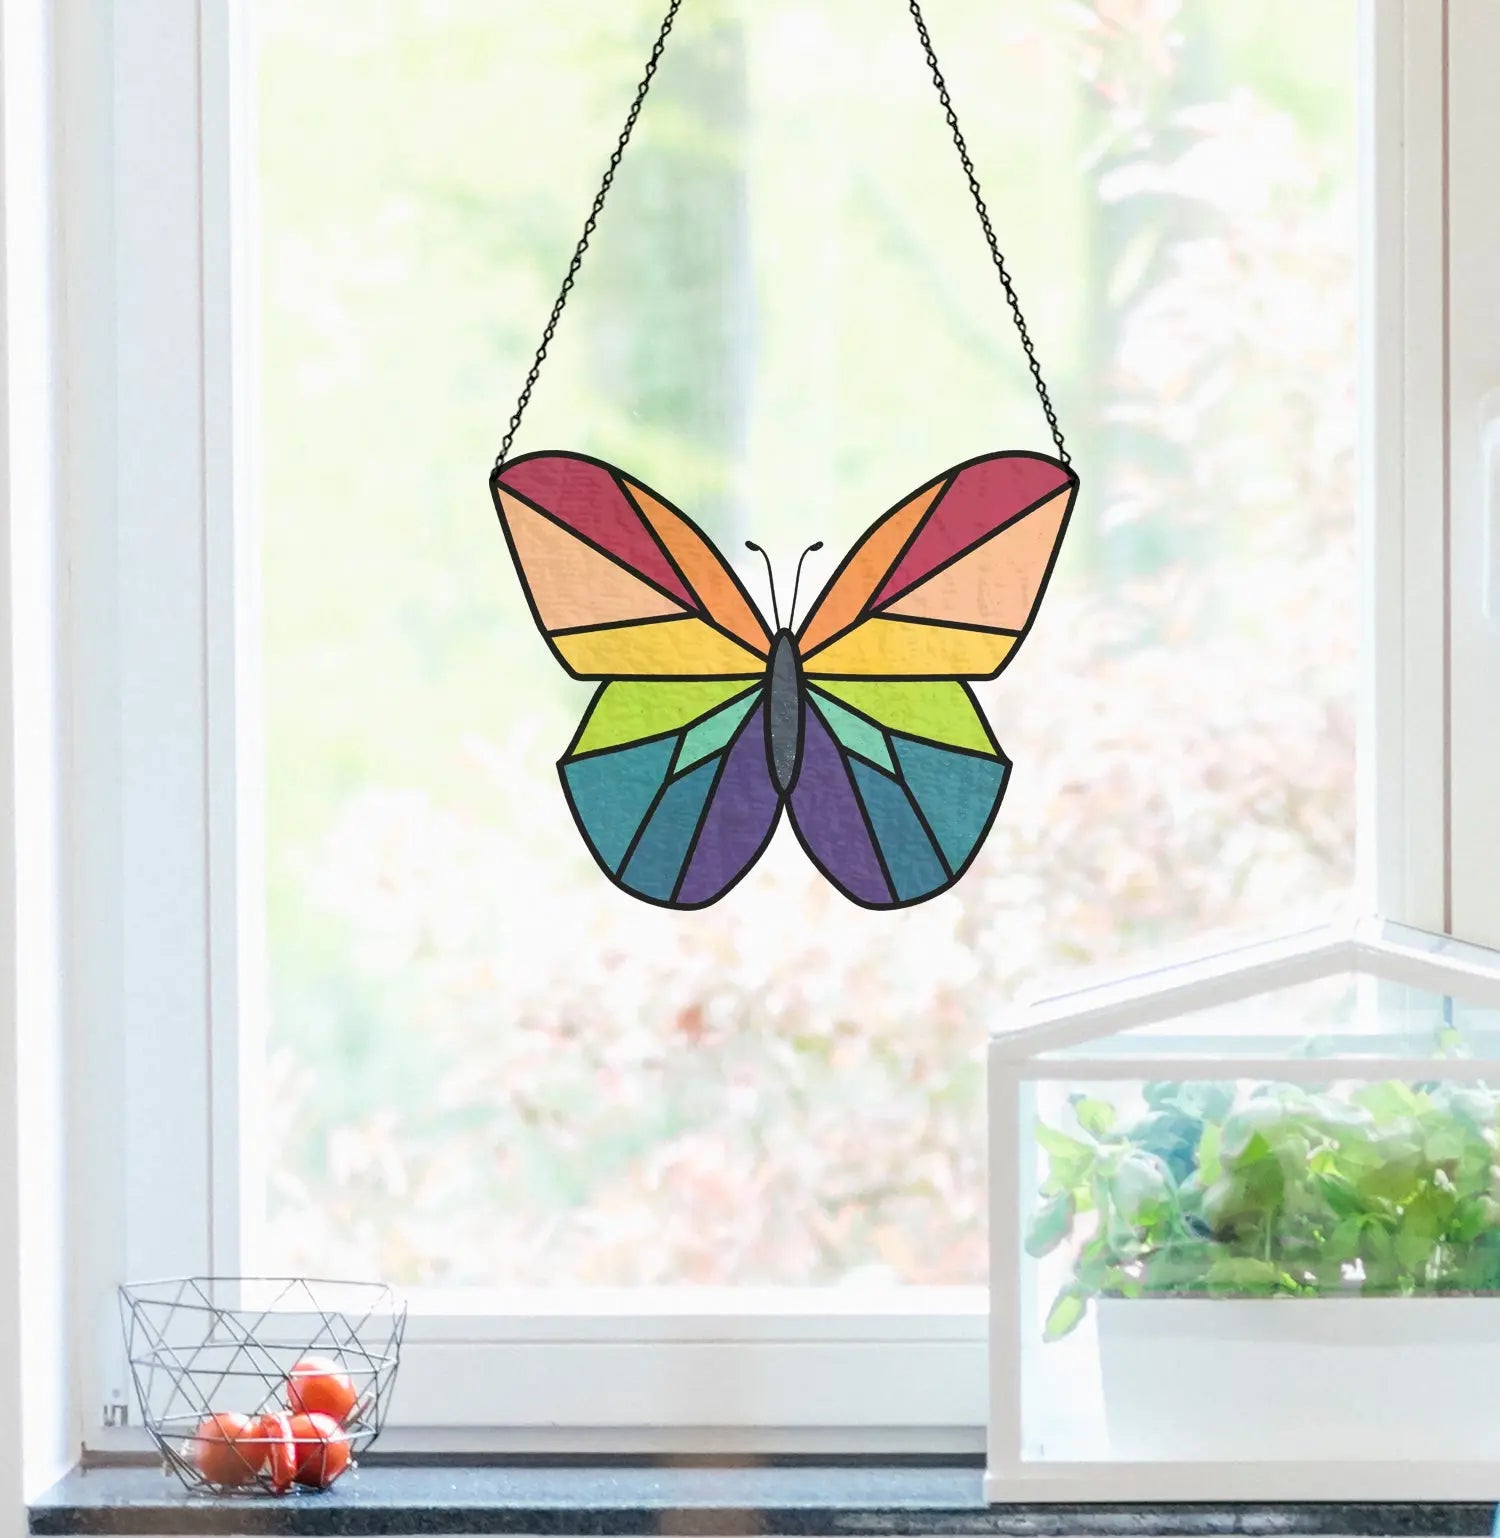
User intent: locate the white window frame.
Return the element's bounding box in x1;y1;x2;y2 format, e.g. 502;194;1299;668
1361;0;1447;933
17;0;1471;1468
1446;2;1500;950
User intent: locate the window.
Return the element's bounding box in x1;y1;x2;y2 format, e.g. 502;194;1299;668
57;0;1465;1467
234;0;1366;1444
253;0;1356;1284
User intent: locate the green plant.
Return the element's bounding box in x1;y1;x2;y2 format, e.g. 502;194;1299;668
1030;1080;1500;1340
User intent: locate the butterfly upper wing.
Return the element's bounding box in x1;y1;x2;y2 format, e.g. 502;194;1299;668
492;451;771;679
788;678;1009;908
796;452;1078;679
560;680;782;908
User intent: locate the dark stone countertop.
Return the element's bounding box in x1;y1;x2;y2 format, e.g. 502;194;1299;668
27;1462;1499;1538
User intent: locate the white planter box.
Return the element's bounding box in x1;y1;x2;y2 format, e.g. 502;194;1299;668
1097;1295;1500;1463
988;923;1500;1497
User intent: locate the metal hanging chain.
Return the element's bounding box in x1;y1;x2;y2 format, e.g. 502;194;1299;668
494;0;1069;470
493;0;684;471
905;0;1068;465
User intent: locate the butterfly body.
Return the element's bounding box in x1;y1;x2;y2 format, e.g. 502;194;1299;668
491;448;1077;909
764;630;805;797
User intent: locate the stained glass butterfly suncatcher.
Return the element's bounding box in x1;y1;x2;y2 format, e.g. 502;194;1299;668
487;0;1079;908
490;449;1077;910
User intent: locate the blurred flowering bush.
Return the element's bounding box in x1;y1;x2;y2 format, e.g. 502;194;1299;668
258;0;1355;1287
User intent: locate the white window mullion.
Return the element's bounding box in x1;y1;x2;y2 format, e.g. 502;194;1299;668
1447;1;1500;949
200;0;263;1284
1359;0;1447;936
112;0;215;1287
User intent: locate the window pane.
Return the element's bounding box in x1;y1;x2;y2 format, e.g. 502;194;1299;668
253;0;1358;1287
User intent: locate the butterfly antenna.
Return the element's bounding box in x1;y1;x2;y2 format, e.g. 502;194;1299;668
788;542;824;631
744;540;781;630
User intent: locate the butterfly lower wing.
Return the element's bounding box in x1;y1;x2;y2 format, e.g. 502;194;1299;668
797;451;1077;680
788;680;1009;908
560;681;782;908
492;451;771;679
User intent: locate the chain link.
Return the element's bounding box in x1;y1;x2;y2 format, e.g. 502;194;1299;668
494;0;1069;470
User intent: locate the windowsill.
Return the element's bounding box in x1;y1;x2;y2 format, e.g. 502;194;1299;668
26;1461;1497;1537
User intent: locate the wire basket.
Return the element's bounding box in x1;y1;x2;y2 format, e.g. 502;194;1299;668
120;1277;406;1496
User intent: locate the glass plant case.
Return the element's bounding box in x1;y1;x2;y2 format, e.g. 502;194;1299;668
988;919;1500;1502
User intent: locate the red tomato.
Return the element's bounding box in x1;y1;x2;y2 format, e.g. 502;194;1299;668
289;1411;352;1489
286;1355;359;1424
258;1411;297;1494
192;1412;266;1486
